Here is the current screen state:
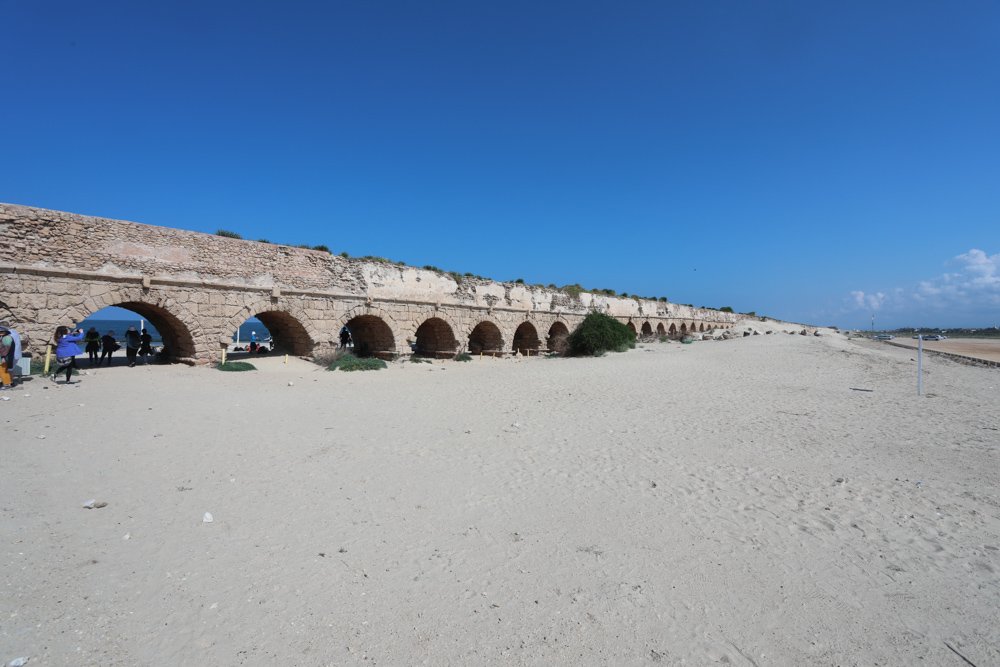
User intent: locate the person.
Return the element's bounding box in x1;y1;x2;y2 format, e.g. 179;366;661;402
0;323;21;388
339;326;351;348
100;330;118;366
124;326;141;367
84;327;102;366
0;325;12;389
52;326;84;383
138;328;153;364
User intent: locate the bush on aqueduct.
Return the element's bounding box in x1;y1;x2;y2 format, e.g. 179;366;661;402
567;312;636;356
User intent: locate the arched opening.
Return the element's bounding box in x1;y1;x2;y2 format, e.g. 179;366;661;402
468;321;503;356
512;322;541;355
414;317;458;358
668;323;677;338
626;322;637;336
641;322;653;337
656;323;666;335
680;323;688;335
230;310;313;357
700;323;706;332
547;321;570;354
344;315;395;359
78;302;196;366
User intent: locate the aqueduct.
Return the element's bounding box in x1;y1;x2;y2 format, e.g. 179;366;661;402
0;204;740;363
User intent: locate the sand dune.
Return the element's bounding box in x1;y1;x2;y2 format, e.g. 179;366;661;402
2;329;998;665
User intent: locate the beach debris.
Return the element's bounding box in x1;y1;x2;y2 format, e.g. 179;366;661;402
36;435;45;439
122;533;131;540
1;397;9;401
288;381;294;386
203;512;214;523
82;499;107;509
943;641;978;667
176;486;193;492
849;387;874;392
7;657;30;667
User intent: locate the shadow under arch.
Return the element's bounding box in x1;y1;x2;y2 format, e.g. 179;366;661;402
656;323;666;335
99;300;197;361
345;314;396;359
668;323;678;338
512;321;540;354
626;321;637;335
546;321;570;354
641;321;653;337
468;320;503;356
251;310;314;356
414;317;458;358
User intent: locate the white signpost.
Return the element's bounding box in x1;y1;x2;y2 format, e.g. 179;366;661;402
917;335;923;396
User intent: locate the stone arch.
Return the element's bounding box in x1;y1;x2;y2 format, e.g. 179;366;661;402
468;320;504;356
414;316;458;358
669;323;677;337
546;321;570;354
700;323;706;332
641;321;653;337
221;299;317;357
343;314;396;359
656;323;666;335
72;285;200;362
680;323;688;335
626;321;637;335
512;321;540;355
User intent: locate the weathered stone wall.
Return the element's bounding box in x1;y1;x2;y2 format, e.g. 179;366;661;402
0;203;741;362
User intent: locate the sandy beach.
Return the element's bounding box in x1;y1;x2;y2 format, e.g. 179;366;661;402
2;326;998;666
882;337;1000;364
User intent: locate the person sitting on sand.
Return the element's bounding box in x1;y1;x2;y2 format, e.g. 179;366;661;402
52;326;85;384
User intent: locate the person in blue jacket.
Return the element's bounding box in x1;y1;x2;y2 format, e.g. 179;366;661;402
52;325;85;383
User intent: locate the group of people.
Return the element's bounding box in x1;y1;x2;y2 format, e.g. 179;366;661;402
80;326;153;367
49;325;156;383
0;321;23;389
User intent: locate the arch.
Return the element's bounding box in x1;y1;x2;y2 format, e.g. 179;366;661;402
220;300;317;357
626;322;637;335
468;321;504;356
66;285;201;362
414;317;458;358
700;323;706;332
641;321;653;337
512;321;541;355
344;314;396;359
668;323;677;337
546;321;570;354
656;323;666;335
680;323;688;335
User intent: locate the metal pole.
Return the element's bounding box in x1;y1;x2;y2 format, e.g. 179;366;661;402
917;335;923;396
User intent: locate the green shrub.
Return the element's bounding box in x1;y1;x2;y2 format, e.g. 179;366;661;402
454;352;473;362
514;278;525;284
567;312;637;356
719;306;734;313
561;284;584;299
257;238;271;244
340;251;349;258
313;244;331;253
408;356;431;364
217;361;256;371
658;335;669;343
216;230;242;239
328;353;386;372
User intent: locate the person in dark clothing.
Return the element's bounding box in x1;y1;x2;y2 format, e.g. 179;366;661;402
138;329;153;364
124;326;141;367
100;331;118;366
84;327;101;366
339;327;351;348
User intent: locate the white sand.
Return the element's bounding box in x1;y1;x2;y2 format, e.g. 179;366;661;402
2;329;998;665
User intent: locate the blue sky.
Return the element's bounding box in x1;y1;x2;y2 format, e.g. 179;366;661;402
2;1;998;329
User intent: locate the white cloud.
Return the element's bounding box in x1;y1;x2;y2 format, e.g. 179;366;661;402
850;290;886;311
848;248;1000;325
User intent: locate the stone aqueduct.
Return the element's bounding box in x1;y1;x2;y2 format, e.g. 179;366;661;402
0;204;741;363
